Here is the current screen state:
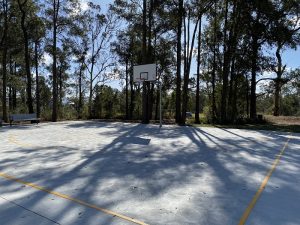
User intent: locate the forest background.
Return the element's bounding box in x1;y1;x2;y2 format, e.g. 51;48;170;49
1;0;300;126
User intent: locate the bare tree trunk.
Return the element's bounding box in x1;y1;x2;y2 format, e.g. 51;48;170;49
78;64;83;119
154;87;159;120
35;41;40;118
89;72;93;118
13;88;17;110
1;48;8;122
18;0;34;114
13;62;17;110
8;86;12;112
250;37;258;120
228;58;237;122
142;0;149;123
1;0;9;122
195;16;202;124
88;47;95;118
52;0;59;122
125;59;129;119
274;44;284;116
59;66;63;110
148;83;154;120
220;0;229;123
274;82;281;116
211;0;217;122
148;0;153;62
181;10;188;124
175;0;184;124
246;74;249;117
9;57;13;112
130;58;135;119
147;0;154;121
182;11;200;124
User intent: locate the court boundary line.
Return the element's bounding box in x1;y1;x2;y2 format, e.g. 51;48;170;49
238;137;290;225
0;172;149;225
8;134;32;148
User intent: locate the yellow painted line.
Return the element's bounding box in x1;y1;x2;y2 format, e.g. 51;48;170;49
0;172;149;225
8;134;32;148
238;138;290;225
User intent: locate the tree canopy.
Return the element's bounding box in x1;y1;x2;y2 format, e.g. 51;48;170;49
1;0;299;124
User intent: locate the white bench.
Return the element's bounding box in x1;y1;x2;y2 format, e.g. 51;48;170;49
9;113;40;126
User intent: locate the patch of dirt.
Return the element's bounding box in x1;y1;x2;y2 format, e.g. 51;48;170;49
265;115;300;125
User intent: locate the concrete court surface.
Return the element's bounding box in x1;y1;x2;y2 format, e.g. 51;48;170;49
0;121;299;225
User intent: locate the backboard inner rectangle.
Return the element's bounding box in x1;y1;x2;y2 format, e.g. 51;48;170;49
140;72;148;80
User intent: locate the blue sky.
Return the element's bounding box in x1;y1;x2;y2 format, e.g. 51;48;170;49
282;48;300;69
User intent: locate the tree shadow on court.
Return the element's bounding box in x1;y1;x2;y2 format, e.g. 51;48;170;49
185;127;299;224
237;137;300;224
0;124;36;133
0;121;299;225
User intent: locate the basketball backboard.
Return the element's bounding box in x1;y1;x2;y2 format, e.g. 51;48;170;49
133;64;157;83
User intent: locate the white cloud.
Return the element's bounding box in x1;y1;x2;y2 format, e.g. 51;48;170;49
79;0;89;11
69;0;89;16
43;52;52;66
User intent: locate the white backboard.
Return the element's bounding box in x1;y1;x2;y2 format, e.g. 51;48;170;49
133;64;157;82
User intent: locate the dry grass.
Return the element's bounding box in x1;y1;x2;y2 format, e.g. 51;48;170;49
192;115;300;133
264;115;300;125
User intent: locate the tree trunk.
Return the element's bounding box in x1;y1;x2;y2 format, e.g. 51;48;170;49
195;16;202;124
125;59;129;119
250;37;258;120
147;0;155;121
59;66;63;107
13;62;17;110
232;75;238;122
35;41;40;118
181;11;187;124
9;86;12;112
1;48;8;122
148;83;154;120
228;58;237;122
52;0;58;122
130;58;135;119
175;0;184;124
246;74;249;117
18;0;34;114
220;0;229;123
274;82;280;116
211;0;217;122
274;44;283;116
78;64;83;119
142;0;149;124
88;49;95;118
13;88;17;110
9;57;13;112
182;12;200;124
148;0;153;62
89;73;93;118
154;87;159;120
1;0;9;122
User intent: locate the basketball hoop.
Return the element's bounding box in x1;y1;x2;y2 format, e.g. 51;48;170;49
133;63;162;127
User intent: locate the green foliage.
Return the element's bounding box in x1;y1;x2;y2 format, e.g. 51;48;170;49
1;0;300;126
